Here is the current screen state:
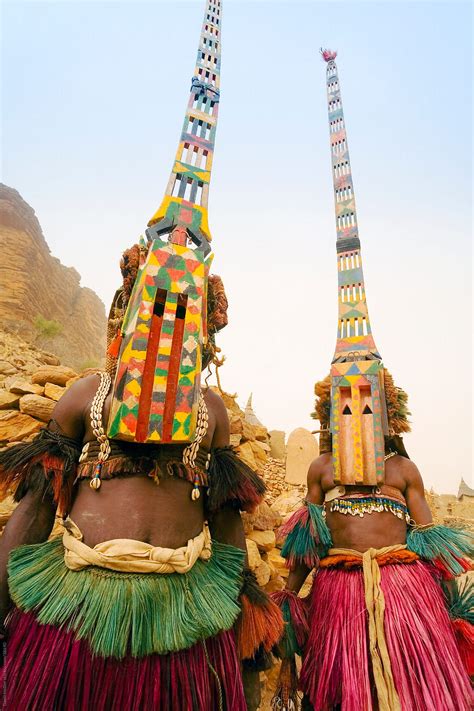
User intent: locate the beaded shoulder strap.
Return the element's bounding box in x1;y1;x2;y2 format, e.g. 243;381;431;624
87;371;112;490
183;392;209;501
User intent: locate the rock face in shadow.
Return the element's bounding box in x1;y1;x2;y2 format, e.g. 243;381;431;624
0;183;106;368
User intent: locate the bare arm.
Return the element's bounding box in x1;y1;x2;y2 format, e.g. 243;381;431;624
403;459;432;526
0;491;56;633
206;391;246;552
286;457;325;593
0;376;92;633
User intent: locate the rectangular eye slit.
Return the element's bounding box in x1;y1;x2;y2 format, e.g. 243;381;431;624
176;293;188;319
153;288;167;317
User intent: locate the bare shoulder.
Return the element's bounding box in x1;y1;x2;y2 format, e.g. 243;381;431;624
307;452;332;488
385;454;424;491
57;373;102;409
202;388;228;418
51;373;102;438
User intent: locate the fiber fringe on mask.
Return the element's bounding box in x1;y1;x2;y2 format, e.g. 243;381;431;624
271;656;299;711
280;501;332;569
271;589;309;658
235;568;283;663
0;428;80;515
406;524;473;578
8;537;244;659
207;446;266;513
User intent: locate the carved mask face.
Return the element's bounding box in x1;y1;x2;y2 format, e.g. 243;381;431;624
330;361;388;485
107;232;213;445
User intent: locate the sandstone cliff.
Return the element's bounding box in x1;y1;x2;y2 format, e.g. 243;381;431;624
0;184;106;368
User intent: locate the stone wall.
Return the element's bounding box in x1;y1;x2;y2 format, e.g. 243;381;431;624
0;183;106;369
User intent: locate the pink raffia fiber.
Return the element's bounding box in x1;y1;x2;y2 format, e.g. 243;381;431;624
271;590;309;650
300;560;473;711
279;506;310;536
2;610;246;711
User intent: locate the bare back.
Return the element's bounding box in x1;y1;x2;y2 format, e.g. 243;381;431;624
53;374;229;548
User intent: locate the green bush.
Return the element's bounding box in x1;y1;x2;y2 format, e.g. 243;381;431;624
33;315;63;340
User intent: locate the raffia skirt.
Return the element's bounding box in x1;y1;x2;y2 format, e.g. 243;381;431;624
2;535;247;710
300;548;473;711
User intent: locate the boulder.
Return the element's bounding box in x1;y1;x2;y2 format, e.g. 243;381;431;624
6;378;45;396
0;412;42;442
263;575;285;593
269;430;286;460
19;394;56;422
31;365;78;387
244;501;282;531
254;425;269;442
267;548;289;578
37;352;61;366
272;490;304;517
230;433;242;447
0;391;20;410
247;529;276;552
44;382;66;402
229;415;243;436
0;361;17;376
254;560;271;587
285;427;319;485
242;420;257;442
250;439;268;465
246;538;262;570
237;442;257;470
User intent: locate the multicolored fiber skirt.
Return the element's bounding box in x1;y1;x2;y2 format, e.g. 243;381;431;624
2;536;247;710
300;547;473;711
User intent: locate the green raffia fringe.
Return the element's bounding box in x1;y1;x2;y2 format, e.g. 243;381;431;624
444;576;474;624
280;600;301;657
308;501;332;551
281;501;332;568
8;537;245;659
406;524;474;577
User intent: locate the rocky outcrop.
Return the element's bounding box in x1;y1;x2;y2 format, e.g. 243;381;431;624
0;184;106;369
0;332;82;444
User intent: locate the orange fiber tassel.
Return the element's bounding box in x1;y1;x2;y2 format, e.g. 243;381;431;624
107;333;122;358
236;594;284;660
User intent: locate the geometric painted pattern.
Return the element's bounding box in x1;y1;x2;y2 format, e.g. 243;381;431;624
321;50;388;485
330;360;386;485
108;237;212;443
148;0;222;246
322;49;381;362
108;0;223;446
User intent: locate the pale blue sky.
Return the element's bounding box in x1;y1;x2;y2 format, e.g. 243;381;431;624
1;0;472;492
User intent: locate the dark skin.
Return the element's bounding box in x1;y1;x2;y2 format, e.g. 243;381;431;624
286;451;433;593
0;373;246;625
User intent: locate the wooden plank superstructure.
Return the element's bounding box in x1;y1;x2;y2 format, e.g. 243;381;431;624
321;49;388;485
108;1;222;444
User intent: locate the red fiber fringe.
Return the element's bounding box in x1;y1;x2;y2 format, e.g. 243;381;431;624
2;611;246;710
301;561;473;711
433;556;472;580
279;506;310;537
271;590;309;650
452;618;474;676
236;594;284;660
